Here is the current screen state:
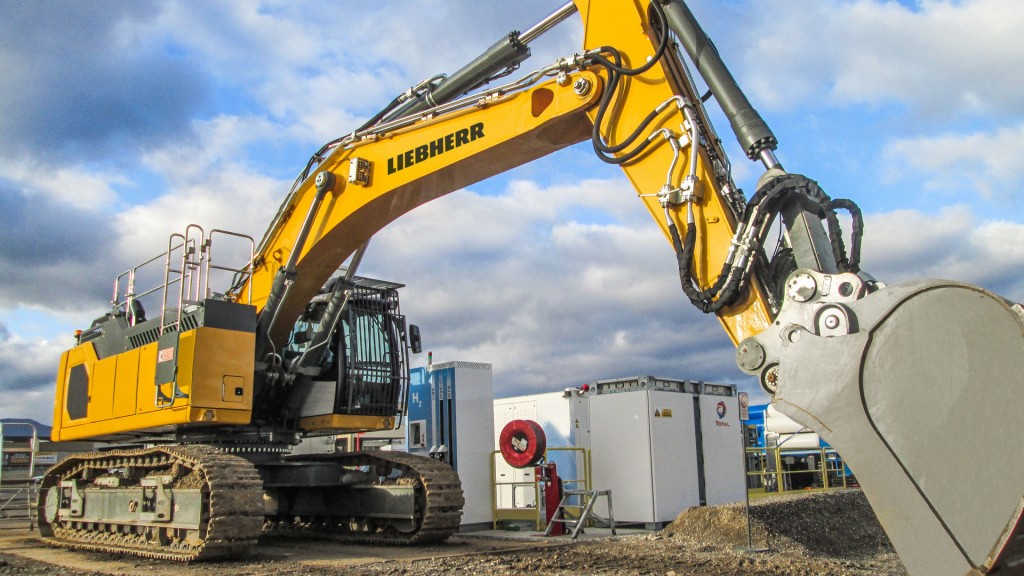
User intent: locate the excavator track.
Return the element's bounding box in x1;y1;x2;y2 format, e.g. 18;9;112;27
265;450;464;545
38;445;264;561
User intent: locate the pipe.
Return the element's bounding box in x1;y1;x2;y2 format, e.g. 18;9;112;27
254;171;336;360
289;240;372;373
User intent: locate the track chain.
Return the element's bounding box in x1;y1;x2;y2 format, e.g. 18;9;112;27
265;450;464;545
38;445;263;561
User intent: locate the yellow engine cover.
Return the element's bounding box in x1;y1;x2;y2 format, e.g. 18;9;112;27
51;326;255;442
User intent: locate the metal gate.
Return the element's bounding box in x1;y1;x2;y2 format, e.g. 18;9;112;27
0;422;39;530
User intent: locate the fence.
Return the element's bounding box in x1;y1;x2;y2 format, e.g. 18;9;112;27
744;446;852;494
0;422;39;530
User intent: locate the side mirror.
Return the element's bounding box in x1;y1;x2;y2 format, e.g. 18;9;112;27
408;324;423;354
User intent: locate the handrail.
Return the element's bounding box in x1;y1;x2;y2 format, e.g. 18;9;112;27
112;240;186;319
0;421;37;483
743;446;850;494
106;225;256;337
208;229;256;304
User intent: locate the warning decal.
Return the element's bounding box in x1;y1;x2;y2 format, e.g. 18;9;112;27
654;408;673;418
158;347;175;363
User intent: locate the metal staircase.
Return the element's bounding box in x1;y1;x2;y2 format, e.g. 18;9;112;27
544;489;615;539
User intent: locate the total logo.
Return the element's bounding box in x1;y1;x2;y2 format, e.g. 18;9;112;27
714;400;731;427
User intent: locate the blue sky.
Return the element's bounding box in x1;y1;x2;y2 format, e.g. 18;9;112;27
2;0;1023;425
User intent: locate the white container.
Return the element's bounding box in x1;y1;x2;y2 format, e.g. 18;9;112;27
494;376;746;528
590;387;701;526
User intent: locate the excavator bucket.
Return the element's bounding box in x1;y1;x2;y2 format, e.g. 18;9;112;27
770;278;1024;575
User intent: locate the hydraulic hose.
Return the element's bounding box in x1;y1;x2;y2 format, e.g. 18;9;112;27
670;174;863;314
589;0;672;165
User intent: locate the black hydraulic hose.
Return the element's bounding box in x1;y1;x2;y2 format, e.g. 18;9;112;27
590;65;665;165
823;206;850;273
590;1;672;165
357;93;406;132
771;176;859;275
668;220;743;313
593;0;669;78
830;198;863;273
669;173;864;315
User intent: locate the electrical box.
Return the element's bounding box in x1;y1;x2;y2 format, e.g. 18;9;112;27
587;376;745;527
696;386;746;505
406;361;494;529
587;377;744;526
589;379;700;526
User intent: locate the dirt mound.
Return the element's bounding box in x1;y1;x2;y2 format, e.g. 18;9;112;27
664;489;893;559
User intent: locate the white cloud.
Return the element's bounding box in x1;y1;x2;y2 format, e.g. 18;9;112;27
141;1;581;148
0;157;124;210
0;325;74;424
738;0;1024;116
140;114;280;184
882;122;1024;204
116;164;286;264
861;205;1024;299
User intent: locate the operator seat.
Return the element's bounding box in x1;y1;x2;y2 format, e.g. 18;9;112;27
128;299;146;326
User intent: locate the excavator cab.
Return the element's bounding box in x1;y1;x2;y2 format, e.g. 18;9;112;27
277;273;414;432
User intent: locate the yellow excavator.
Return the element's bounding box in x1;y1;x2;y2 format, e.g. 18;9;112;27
43;1;1023;574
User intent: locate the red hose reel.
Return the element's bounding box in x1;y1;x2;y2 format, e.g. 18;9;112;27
498;419;547;468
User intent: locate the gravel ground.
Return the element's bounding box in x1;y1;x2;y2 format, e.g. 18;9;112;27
0;489;907;576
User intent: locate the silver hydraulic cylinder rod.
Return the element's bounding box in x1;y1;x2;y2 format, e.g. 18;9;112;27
520;2;578;44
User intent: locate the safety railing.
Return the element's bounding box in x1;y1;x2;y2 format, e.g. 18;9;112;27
111;225;255;336
490;447;591;531
744;446;851;494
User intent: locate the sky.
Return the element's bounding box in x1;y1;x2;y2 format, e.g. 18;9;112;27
2;0;1023;426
